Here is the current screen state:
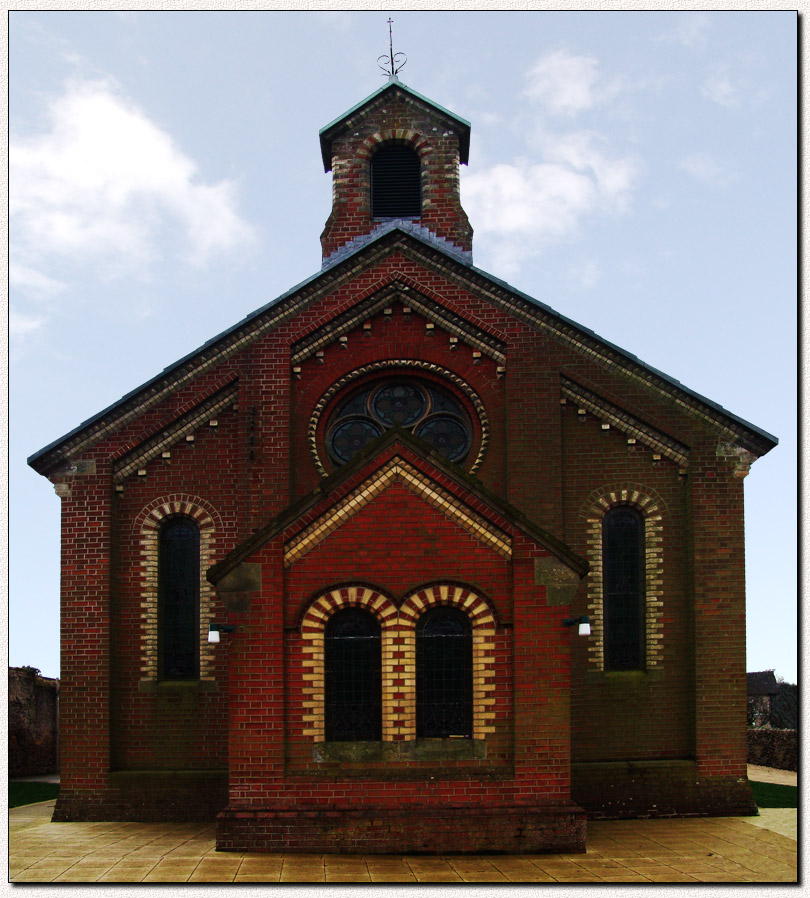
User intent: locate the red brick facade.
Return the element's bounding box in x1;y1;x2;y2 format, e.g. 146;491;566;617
29;78;776;852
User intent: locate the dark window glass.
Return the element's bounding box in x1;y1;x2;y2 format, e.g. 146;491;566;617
416;606;473;738
371;144;421;218
158;517;200;680
326;378;472;467
602;507;645;670
325;608;382;741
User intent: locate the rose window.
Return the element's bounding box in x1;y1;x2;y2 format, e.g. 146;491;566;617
326;379;473;466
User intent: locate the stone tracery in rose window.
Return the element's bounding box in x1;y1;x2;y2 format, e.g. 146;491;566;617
326;378;472;467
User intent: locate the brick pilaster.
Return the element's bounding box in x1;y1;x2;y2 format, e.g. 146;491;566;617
53;457;112;804
688;441;749;777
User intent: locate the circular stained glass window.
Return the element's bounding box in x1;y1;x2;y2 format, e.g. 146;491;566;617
326;378;473;467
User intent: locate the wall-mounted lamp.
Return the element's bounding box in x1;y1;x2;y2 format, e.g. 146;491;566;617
562;615;591;636
208;623;236;644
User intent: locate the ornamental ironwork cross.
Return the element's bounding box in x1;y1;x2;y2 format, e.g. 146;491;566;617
378;17;406;77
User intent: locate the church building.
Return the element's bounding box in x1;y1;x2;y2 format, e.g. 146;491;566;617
28;71;777;854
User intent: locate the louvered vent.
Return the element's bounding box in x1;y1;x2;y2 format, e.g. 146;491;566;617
371;144;421;218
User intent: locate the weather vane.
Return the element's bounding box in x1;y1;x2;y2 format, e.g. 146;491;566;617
378;17;406;78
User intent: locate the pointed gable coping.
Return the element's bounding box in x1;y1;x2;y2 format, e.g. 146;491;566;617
112;382;238;483
318;79;471;172
29;225;776;477
207;427;588;585
561;376;690;472
290;278;506;367
284;455;512;567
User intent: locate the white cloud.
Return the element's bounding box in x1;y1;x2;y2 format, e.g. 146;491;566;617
315;12;353;33
702;70;741;109
463;130;641;275
680;151;736;187
571;259;602;290
9;263;65;298
10;78;255;295
461;52;642;275
523;50;601;115
10;309;45;340
660;13;711;50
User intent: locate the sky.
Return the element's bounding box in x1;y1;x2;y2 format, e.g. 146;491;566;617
9;10;797;683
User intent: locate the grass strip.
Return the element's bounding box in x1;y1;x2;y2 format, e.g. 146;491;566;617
9;782;60;808
749;780;797;808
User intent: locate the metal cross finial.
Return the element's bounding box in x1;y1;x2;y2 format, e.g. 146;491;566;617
378;17;406;78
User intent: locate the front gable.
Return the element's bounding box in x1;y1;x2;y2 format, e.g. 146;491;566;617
209;430;587;620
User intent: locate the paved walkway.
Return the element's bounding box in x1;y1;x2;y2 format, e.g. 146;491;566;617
9;766;797;883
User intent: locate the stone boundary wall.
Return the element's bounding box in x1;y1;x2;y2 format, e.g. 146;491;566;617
747;728;797;771
9;667;59;777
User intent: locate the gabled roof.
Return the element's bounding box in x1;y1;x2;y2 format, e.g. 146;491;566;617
28;224;777;477
207;427;589;584
318;77;471;171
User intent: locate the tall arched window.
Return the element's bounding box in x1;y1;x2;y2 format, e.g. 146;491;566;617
416;606;473;738
602;507;646;670
158;517;200;680
371;144;421;218
325;608;382;741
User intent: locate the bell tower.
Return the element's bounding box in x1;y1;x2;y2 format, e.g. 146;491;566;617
319;75;473;264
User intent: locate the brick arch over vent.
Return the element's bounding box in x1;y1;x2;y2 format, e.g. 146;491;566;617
357;130;432;161
136;495;221;683
399;585;497;741
299;586;399;742
579;485;667;672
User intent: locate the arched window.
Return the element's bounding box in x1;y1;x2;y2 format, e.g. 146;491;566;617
602;507;646;670
371;144;421;218
326;377;472;467
325;608;382;741
416;606;473;738
158;517;200;680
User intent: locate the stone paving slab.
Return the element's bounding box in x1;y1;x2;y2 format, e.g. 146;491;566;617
9;799;797;884
747;764;797;787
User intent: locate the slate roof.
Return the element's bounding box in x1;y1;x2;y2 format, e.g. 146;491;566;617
747;671;779;696
28;225;778;477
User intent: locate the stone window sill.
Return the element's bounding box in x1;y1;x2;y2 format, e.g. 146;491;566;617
138;679;219;694
313;737;486;764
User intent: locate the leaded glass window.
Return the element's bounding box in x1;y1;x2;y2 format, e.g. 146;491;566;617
326;378;472;467
325;608;382;741
158;517;200;680
602;507;645;670
416;606;473;738
371;144;421;218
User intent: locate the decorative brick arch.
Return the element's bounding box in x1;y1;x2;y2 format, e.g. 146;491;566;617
399;584;497;740
579;485;667;672
299;586;399;742
136;495;221;683
358;130;432;161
